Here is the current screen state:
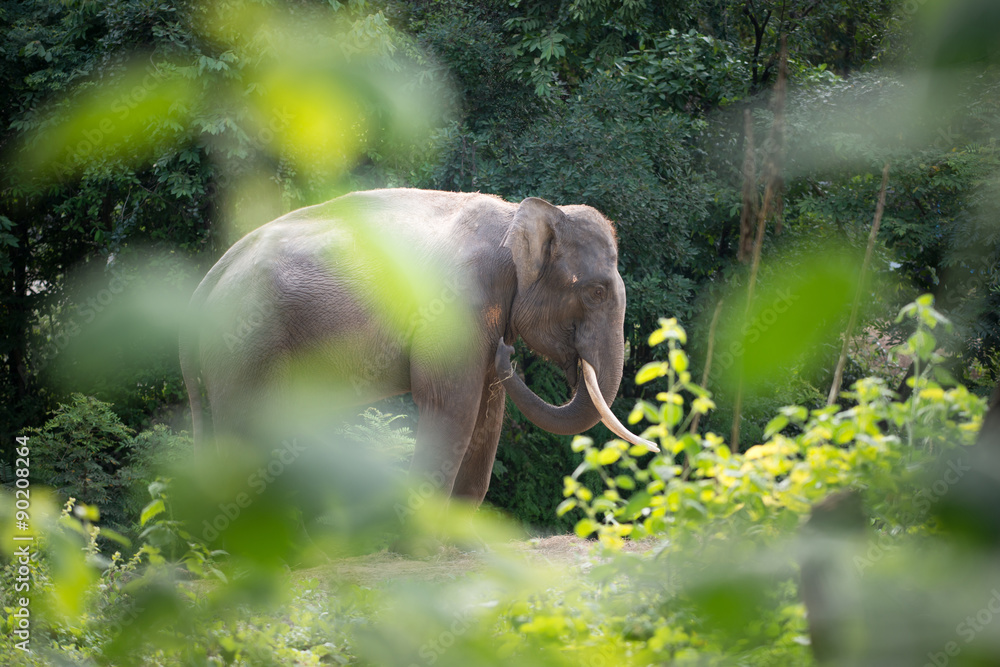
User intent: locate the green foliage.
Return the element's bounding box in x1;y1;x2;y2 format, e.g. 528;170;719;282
761;67;1000;381
138;479;229;579
125;424;194;516
617;28;750;111
36;253;197;429
338;407;415;469
21;394;134;522
535;304;984;662
566;301;982;549
1;299;996;666
19;394;191;536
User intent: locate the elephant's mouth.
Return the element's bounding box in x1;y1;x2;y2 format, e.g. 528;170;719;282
562;355;580;389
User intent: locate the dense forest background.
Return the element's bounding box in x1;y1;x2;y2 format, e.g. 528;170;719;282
3;0;1000;529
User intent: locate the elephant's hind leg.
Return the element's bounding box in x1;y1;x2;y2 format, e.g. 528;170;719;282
451;372;507;505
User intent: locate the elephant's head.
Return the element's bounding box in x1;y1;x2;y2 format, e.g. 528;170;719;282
497;197;658;452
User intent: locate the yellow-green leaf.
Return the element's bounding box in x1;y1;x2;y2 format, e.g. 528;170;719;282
669;349;689;373
575;518;599;538
637;362;668;384
140;498;165;527
596;448;622;466
764;415;789;439
556;499;577;516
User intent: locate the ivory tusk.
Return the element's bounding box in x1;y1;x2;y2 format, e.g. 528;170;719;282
581;359;660;453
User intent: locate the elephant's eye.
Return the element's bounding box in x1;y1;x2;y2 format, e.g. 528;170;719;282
587;285;607;303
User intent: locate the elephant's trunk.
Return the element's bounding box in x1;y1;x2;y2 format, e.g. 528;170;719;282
495;339;658;452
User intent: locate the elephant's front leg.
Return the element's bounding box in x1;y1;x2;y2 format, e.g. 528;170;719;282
409;365;485;498
452;370;506;505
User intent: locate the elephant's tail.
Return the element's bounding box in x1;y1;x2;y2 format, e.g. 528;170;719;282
179;303;205;450
179;247;244;453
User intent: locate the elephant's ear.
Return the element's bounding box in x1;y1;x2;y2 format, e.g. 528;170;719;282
505;197;564;287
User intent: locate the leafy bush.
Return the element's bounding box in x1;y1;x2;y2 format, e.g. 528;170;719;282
338;407;415;470
565;298;982;547
123;424;194;524
514;299;983;662
19;394;191;536
21;395;134;523
616;29;750;111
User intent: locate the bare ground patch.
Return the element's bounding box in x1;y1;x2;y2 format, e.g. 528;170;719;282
293;534;660;588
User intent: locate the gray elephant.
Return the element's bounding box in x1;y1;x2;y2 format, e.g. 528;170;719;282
180;188;655;505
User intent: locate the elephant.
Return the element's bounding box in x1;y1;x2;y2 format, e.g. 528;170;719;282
179;188;656;506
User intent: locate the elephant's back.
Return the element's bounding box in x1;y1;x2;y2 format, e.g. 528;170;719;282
194;189;502;394
264;188;512;255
